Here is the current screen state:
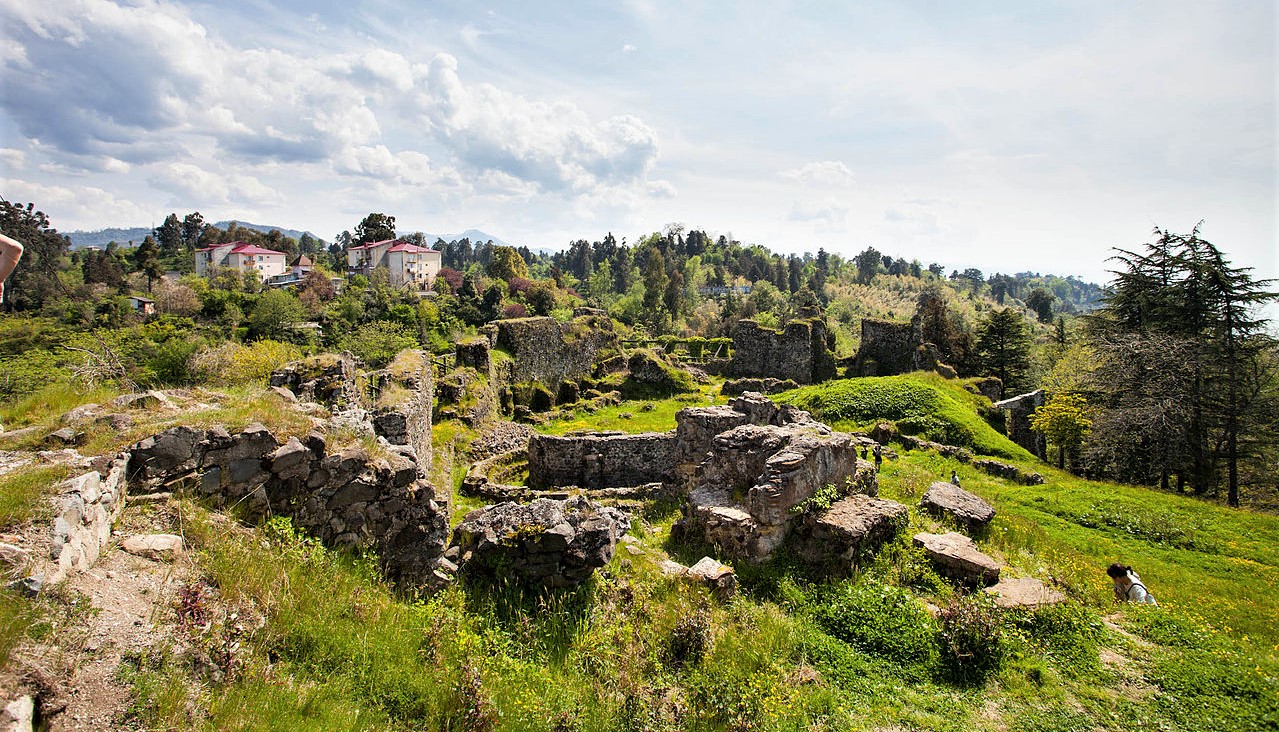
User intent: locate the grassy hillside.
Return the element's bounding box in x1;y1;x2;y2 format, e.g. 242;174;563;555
776;373;1032;460
4;380;1276;730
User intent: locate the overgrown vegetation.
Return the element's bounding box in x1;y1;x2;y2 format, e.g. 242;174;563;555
777;373;1033;459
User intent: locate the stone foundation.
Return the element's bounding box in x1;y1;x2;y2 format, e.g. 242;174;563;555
527;432;676;489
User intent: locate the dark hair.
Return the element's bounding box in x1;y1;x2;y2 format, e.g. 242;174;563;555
1106;563;1132;579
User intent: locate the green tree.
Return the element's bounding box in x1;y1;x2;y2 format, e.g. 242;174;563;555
354;213;396;244
155;213;183;256
1025;288;1055;323
642;247;668;314
487;246;530;282
1031;393;1092;470
132;235;164;294
854;247;882;284
338;320;419;368
0;199;70;310
1087;226;1277;504
249;289;305;340
181;212;205;250
975;308;1033;393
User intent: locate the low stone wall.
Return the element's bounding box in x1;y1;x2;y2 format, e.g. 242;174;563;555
19;453;131;592
130;424;449;588
527;432;677;489
973;458;1045;485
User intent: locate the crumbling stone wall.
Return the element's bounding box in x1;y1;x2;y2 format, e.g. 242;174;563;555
485;315;618;386
993;389;1047;459
729;318;836;385
129;423;449;587
527;432;677;489
852;318;919;376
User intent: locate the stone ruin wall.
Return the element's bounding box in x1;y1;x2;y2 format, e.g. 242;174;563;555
729;318;836;385
485;314;618;386
526;432;677;490
852;318;919;376
129;421;449;588
994;389;1047;459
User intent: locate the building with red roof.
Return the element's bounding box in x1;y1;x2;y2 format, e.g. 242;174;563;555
195;241;288;279
346;238;442;289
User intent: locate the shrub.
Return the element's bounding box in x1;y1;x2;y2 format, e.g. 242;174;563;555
811;580;939;677
937;593;1004;684
191;340;304;385
664;607;711;671
337;321;419;368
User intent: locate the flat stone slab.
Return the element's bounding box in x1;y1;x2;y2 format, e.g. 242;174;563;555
120;534;185;561
984;577;1065;609
920;482;996;528
913;531;1000;586
795;494;908;567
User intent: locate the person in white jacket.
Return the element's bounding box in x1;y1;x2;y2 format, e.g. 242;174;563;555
1107;562;1158;605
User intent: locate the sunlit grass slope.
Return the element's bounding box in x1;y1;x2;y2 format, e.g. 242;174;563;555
776;373;1032;460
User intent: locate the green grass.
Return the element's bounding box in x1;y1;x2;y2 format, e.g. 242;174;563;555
0;464;74;529
542;383;726;435
775;372;1033;459
4;372;1273;730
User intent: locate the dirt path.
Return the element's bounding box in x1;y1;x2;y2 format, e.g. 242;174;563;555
45;546;190;731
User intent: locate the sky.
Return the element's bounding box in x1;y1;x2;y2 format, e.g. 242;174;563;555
0;0;1275;286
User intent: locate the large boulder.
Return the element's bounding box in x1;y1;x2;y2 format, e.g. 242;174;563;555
450;497;630;588
794;494;908;569
919;482;996;529
913;531;1001;586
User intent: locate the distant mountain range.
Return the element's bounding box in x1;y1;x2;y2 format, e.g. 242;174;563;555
65;222;519;250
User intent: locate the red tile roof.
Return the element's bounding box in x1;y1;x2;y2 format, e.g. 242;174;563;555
346;238;399;251
194;241;285;256
387;242;436;253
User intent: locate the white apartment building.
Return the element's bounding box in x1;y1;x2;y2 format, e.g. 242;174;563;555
346;239;442;289
195;241;288;279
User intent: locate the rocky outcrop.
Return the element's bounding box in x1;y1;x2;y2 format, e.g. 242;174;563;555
913;531;1001;586
449;497;630;588
920;482;996;529
984;577;1065;609
624;349;696;395
269;353;361;409
852;318;918;376
793;494;909;570
660;556;737;601
681;418;878;561
486;315;618;387
898;435;974;462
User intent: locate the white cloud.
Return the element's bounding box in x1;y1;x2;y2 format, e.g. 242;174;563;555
0;148;26;170
148;162;284;207
418;53;660;193
1;177;151;228
622;43;638;53
788;197;849;227
781;160;855;187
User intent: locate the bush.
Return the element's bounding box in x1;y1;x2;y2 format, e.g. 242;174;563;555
192;340;304;385
664;607;711;671
337;321;419;368
811;580;939;677
937;593;1004;684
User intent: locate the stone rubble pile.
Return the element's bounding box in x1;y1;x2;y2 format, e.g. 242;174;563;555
447;496;630;588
